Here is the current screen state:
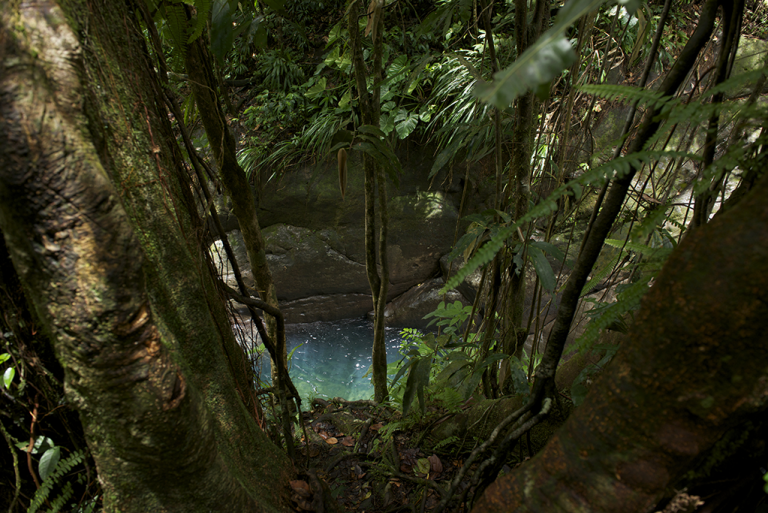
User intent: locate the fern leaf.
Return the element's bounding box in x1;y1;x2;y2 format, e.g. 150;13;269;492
572;277;651;356
577;83;673;111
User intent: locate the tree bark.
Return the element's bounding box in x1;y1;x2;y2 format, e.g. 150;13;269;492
0;1;291;511
473;171;768;512
349;0;389;402
183;20;286;386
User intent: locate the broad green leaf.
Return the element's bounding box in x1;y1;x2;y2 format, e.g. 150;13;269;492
210;0;235;63
390;358;411;387
326;22;343;48
306;77;327;98
474;0;607;108
381;101;397;112
419;104;435;123
380;113;394;135
324;46;340;68
395;113;418;139
3;367;14;388
338;90;352;109
530;241;565;262
386;54;409;81
529;246;556;292
39;446;61;482
0;353;10;364
475;36;575;108
402;357;432;416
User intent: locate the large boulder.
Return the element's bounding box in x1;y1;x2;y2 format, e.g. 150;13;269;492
370;277;470;328
214;143;498;323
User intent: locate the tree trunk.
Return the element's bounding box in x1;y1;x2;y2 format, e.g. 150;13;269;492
473;172;768;512
183;23;286;386
349;0;389;402
0;2;291;511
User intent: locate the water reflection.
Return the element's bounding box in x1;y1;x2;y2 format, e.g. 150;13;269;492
259;318;406;402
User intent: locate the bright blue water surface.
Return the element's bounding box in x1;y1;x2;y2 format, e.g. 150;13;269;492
259;318;409;402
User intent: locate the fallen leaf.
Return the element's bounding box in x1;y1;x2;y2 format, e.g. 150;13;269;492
290;480;311;498
370;422;383;431
428;454;443;474
341;436;355;447
416;458;431;475
325;437;338;445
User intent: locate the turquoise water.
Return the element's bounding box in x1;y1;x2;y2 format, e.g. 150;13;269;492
259;318;408;402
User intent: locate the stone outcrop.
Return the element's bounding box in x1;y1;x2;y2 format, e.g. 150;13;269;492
368;277;470;328
213;144;496;323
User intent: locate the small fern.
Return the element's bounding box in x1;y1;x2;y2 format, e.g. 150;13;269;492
578;83;673;111
28;449;86;513
571;276;652;357
431;435;459;452
442;148;697;294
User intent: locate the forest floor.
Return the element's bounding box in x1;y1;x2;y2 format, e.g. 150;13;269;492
286;397;502;513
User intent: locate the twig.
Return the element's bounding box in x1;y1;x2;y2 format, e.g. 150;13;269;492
27;398;41;490
433;399;537;513
1;419;21;513
359;461;448;498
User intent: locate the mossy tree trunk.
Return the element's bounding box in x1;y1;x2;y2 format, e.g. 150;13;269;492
182;19;286;386
0;2;291;512
348;0;389;403
474;168;768;512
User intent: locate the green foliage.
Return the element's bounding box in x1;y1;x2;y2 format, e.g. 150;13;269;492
442;148;698;293
1;351;15;388
257;49;306;92
28;449;87;513
474;0;601;108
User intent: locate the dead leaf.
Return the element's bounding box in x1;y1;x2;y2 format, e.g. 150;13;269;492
341;436;355;447
290;480;311;498
370;422;383;431
428;454;443;474
325;437;338;445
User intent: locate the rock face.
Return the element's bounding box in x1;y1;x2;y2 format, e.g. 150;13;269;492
370;277;470;328
215;143;496;323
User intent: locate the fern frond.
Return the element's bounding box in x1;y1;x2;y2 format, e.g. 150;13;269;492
572;276;652;356
188;0;212;43
580;254;622;296
443;149;696;294
431;435;459;452
28;449;86;513
161;3;189;60
578;83;673;111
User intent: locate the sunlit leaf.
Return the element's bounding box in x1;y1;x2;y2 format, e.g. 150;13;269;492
474;0;607;108
2;367;14;388
529;246;556;292
39;446;60;482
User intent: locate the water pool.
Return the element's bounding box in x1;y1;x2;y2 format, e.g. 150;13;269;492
257;318;410;402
